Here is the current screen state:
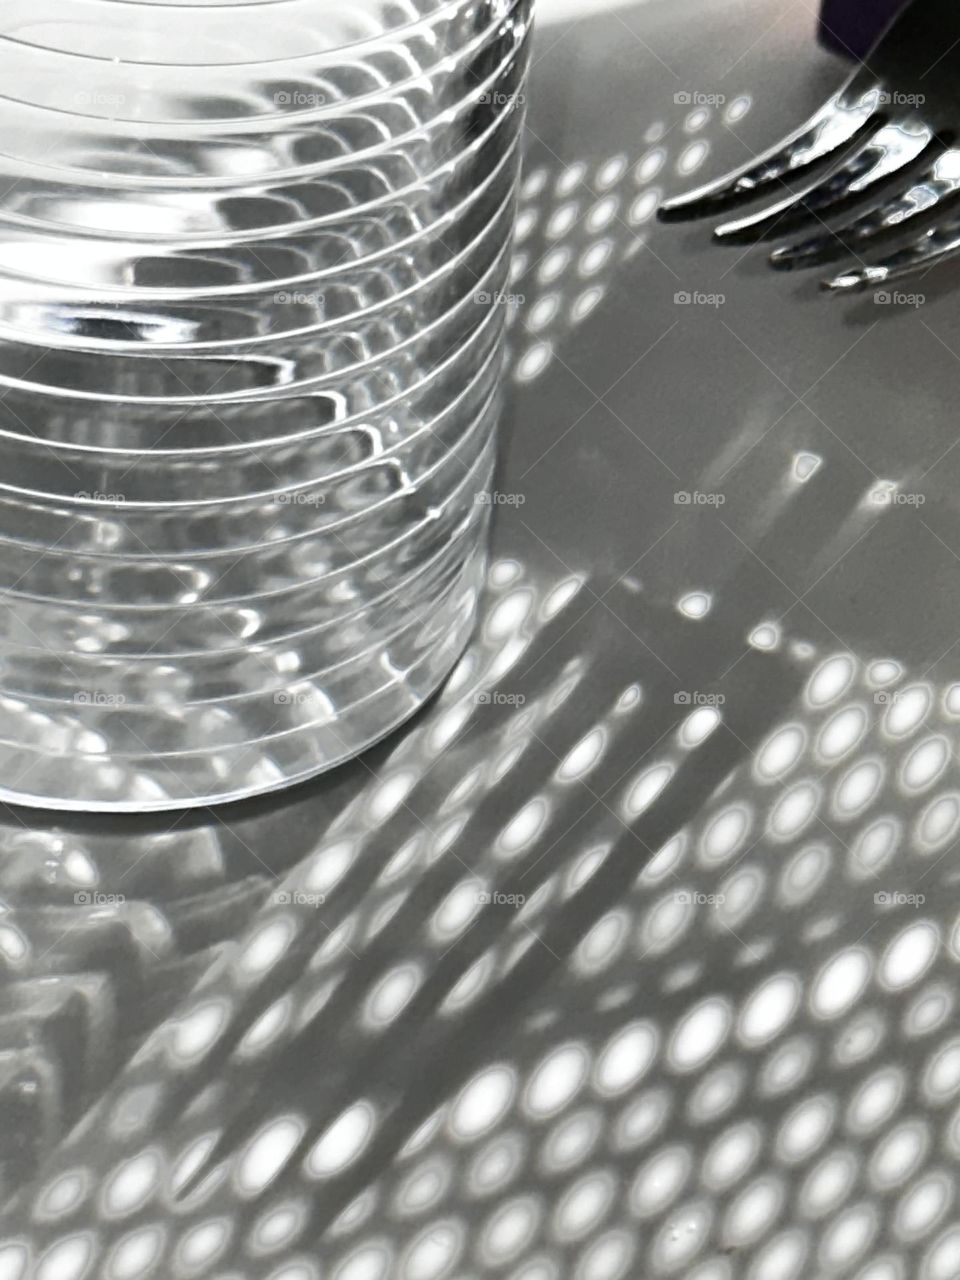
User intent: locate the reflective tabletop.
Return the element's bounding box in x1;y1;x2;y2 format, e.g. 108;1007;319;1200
4;1;960;1277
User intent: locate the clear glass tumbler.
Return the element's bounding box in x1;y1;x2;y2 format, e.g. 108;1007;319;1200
0;0;533;810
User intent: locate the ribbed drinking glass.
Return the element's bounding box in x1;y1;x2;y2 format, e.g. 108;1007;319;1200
0;0;533;810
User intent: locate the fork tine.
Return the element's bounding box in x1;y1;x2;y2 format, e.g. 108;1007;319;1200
712;119;935;243
770;148;960;270
823;222;960;291
657;87;878;222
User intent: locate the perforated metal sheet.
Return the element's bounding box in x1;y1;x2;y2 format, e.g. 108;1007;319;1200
3;1;960;1277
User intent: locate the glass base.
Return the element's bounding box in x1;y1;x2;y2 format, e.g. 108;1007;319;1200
0;551;485;813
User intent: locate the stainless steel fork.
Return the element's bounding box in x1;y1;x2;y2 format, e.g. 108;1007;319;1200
658;0;960;291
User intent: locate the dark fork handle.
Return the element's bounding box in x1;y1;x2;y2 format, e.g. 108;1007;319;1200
819;0;908;59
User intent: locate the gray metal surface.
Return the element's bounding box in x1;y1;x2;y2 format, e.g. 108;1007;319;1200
2;1;960;1276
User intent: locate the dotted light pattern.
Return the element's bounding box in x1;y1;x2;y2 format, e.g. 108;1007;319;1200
509;95;751;386
3;536;960;1279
